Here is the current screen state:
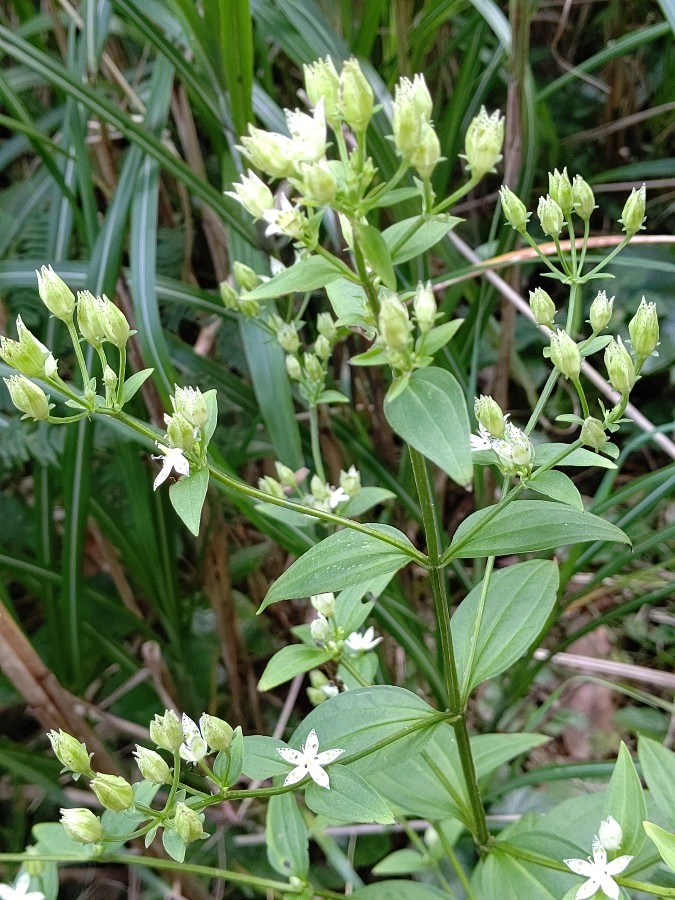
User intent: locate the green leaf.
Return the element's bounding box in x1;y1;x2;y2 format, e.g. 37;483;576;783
638;736;675;828
341;487;396;518
317;389;350;404
162;827;186;863
120;367;154;405
350;346;390;366
643;822;675;872
479;831;582;900
242;735;291;780
213;726;243;787
354;881;454;899
382;214;461;264
416;319;464;356
448;500;630;558
169;465;209;536
373;848;431;875
32;823;98;860
203;388;219;445
258;645;335;691
325;278;374;333
354;221;396;290
266;793;309;879
524;470;583;510
242;255;345;300
534;443;616;469
254;502;316;528
384;367;472;486
305;765;394;824
452;560;559;699
259;525;416;611
602;742;647;856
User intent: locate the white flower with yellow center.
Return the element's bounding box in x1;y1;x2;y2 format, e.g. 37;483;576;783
277;728;344;789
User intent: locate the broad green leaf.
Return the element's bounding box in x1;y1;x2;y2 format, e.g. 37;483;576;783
384;367;472;486
638;736;675;828
325;278;374;332
382;214;461;264
258;645;335;691
120;367;154;405
243;255;345;300
305;765;394;824
162;828;186;863
643;822;675;872
342;487;396;518
32;823;98;860
534;443;616;469
602;742;647;856
266;793;309;879
259;525;416;611
338;651;378;689
373;848;430;875
355;221;396;289
479;831;584;900
350;346;390;366
416;319;463;356
354;882;453;899
452;560;559;699
448;500;630;558
169;465;209;536
524;470;583;510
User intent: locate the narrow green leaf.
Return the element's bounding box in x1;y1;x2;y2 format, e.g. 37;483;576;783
355;221;396;290
259;525;416;611
602;742;647;856
218;0;253;135
120;368;154;405
354;883;451;900
242;255;347;300
448;500;630;558
382;214;461;264
258;645;334;691
384;367;472;486
524;470;583;509
638;736;675;828
266;793;309;879
341;487;396;518
417;319;463;356
305;766;394;824
534;443;616;469
372;849;430;876
169;466;209;536
643;822;675;872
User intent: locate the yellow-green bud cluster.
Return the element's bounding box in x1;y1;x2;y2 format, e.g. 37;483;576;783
537;195;564;237
4;375;51;421
529;287;556;328
549;329;581;380
462;107;504;178
618;184;646;235
589;291;614;332
173;802;206;844
628;297;659;360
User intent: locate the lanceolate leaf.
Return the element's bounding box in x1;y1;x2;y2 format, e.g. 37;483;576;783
258;645;334;691
169;466;209;536
266;793;309;879
305;766;395;824
638;736;675;827
643;822;675;872
242;255;347;300
602;742;646;856
382;214;461;264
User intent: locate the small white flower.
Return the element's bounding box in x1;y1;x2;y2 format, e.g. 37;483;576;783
345;626;383;653
152;444;190;490
262;195;307;240
277;728;344;789
179;713;208;763
285;98;326;162
0;873;45;900
328;486;350;509
470;422;494;452
564;835;632;900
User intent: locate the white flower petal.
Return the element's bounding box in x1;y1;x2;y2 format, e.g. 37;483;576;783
283;764;309;786
307;758;331;789
304;729;320;757
277;747;303;765
598;873;620;900
565;858;594;877
316;748;345;766
575;879;601;900
605;855;633;876
591;837;607;867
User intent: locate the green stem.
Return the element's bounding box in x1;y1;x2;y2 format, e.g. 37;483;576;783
338;655;370;687
435;823;476;899
408;446;489;847
571;377;590;418
116;345;126;407
431;173;481;215
352;238;380;319
65;320;90;386
309;404;326;482
583;232;632;279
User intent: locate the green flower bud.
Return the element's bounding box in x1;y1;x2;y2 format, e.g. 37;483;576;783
303;352;324;382
0;316;56;379
219;280;238;310
310;613;330;642
339;58;374;132
572;175;595;221
276;322;300;354
304;57;341;127
618;184;646;235
297;160;337;205
339;465;361;496
537;195;564;237
77;290;108;345
286;354;302;381
379;294;411;353
173;802;206;844
498;423;535;471
103;365;118;394
60;808;104;844
529;287;556;328
310;474;330;501
462;107;504;178
499;185;530;232
165;412;196;452
474;395;506;438
238;295;261;318
36;265;75;321
550;329;581;380
149;709;183;752
307;669;339;706
392;74;432;159
604;337;636;394
548;167;573;215
172;386;208;428
238;125;297;179
233;261;260;292
99;295;131;349
258;475;285;499
628;296;659;359
598;816;624;852
589;290;614;332
274;461;298;488
311;592;336;616
133;745;172;784
317;312;337;340
580;416;608;451
91;773;134;811
4;375;50;421
47;729;93;778
412;281;437;334
225;169;274;220
314;334;331;360
199;714;233;752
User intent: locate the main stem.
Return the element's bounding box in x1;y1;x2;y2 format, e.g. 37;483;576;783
408;447;490;847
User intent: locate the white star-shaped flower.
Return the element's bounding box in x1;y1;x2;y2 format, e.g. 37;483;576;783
152;444;190;490
0;873;45;900
564;836;633;899
328;486;350;509
179;714;208;763
345;627;383;653
277;728;344;789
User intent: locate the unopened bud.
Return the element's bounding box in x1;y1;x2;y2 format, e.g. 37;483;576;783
462;107;504;178
258;475;285;499
60;808;104;844
47;729;93;778
339;465;361;496
529;287;556;327
499;186;530;232
379;294;411;353
537;195;564;237
286;354;302;380
392;74;432;159
0;316;56;379
410;122;441;181
580;417;608;452
103;365;118;394
133;746;172;784
628;297;659;359
298;160;337;205
589;291;614;332
173;802;206;844
618;184;646;235
304;57;341;127
36;265;75;321
314;334;331;360
598;816;623;852
239;125;297;179
149;709;183;752
4;375;50;421
165;412;196;452
219;280;238;310
311;592;336;616
310;475;330;501
310;614;330;642
101;295;131;349
339;58;374;132
238;295;261;318
233;261;260;292
572;175;595;221
276;322;300;354
173;385;208;428
77;291;107;345
199;714;233;752
474;395;506;438
605;337;636;394
91;773;134;811
225;169;274;220
550;329;581;380
303;352;324;382
317;312;337;340
274;461;298;488
413;281;437;333
548;167;573;215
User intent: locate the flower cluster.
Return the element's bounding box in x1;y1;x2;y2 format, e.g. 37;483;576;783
471;396;534;478
564;817;632;900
